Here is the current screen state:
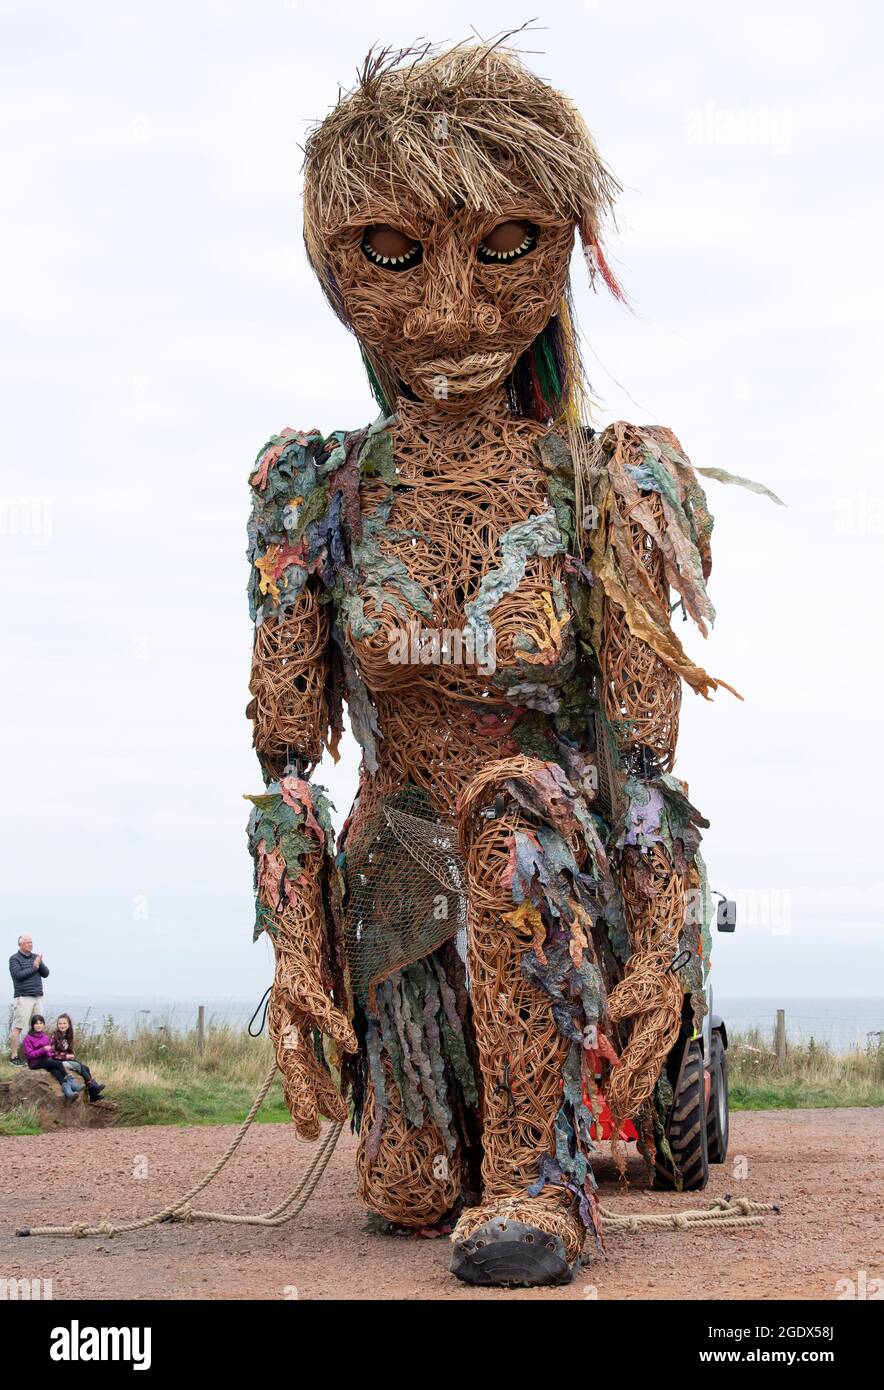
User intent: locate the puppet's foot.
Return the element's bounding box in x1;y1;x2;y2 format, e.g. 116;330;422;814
450;1196;585;1288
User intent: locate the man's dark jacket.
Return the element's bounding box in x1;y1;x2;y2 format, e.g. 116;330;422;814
9;950;49;998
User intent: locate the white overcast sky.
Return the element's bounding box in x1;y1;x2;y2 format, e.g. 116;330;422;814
1;0;882;1006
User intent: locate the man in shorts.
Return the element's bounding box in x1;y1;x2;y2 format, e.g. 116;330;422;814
9;934;50;1064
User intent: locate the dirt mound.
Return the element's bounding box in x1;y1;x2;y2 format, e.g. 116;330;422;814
0;1068;117;1130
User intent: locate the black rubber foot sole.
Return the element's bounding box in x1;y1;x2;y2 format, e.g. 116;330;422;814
450;1218;575;1287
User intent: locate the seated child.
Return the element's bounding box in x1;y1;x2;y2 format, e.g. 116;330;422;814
50;1013;106;1102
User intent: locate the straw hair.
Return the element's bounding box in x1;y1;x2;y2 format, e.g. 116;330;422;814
302;38;620;304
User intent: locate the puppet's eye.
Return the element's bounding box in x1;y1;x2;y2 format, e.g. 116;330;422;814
362;225;422;270
478;220;538;264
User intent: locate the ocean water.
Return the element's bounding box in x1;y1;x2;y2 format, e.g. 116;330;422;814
35;995;884;1052
715;997;884;1051
47;997;262;1038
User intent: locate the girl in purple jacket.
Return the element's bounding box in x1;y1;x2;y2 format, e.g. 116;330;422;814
22;1016;81;1102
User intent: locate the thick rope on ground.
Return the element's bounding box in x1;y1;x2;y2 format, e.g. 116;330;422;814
599;1196;779;1233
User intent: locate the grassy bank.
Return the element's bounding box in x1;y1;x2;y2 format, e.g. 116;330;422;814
2;1019;882;1136
728;1027;884;1109
1;1018;287;1135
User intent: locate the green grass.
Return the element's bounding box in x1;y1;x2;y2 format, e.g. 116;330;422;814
2;1017;881;1135
728;1027;884;1109
0;1104;41;1136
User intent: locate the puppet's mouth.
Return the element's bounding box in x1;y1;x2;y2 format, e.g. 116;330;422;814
413;350;511;397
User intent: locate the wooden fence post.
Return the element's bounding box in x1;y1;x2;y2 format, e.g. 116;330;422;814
197;1005;206;1056
775;1008;786;1065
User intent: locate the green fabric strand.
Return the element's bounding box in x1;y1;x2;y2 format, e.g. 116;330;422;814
465;508;565;645
368;956;477;1150
377;979;422;1127
414;966;457;1156
360;350;391;415
534;333;562;410
358;423;399;486
400;970;453;1151
697;466;785;506
431;958;479;1106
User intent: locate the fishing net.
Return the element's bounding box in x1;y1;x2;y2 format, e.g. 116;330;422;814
343;784;468;1009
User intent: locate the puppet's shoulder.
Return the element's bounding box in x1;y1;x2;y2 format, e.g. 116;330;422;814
587;421;702;501
538;420;707;553
538;420;720;695
248;426;344;504
248;414;396;505
586;419;782;515
579;420;780;697
588;421;714;573
585;417;781;564
580;422;718;667
246;425;350;622
245;417;397;622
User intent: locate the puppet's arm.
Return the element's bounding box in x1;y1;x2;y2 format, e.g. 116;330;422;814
246;428;356;1140
588;423;717;1132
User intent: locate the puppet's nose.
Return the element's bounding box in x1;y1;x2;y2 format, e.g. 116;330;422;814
404;239;476;346
403;304;467;344
403;302;501;343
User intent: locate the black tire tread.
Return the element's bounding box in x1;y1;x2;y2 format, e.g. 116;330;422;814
653;1039;709;1192
707;1032;729;1164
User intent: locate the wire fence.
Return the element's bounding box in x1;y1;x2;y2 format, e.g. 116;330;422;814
718;1004;884;1052
6;1000;260;1041
9;998;884;1053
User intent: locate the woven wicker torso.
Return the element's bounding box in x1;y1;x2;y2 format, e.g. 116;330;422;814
343;402;582;820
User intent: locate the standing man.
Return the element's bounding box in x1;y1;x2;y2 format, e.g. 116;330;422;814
9;934;49;1065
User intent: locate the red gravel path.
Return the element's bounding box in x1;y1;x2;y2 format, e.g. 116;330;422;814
1;1108;880;1300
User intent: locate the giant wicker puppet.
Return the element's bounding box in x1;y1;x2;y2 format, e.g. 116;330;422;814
244;41;751;1288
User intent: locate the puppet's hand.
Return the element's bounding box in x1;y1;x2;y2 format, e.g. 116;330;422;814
248;774;356;1138
263;859;357;1141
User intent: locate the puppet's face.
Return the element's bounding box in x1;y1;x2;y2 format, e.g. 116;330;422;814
324;201;575;408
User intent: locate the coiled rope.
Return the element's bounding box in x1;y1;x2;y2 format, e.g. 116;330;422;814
599;1195;779;1233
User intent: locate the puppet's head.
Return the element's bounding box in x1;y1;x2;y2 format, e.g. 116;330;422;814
303;41;621;425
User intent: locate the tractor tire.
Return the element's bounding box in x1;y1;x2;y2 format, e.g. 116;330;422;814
706;1030;729;1164
654;1038;709;1191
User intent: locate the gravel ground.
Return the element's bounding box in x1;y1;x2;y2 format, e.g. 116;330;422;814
1;1108;881;1301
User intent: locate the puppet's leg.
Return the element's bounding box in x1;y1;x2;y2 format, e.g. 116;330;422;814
449;759;591;1287
356;1059;464;1228
353;946;481;1232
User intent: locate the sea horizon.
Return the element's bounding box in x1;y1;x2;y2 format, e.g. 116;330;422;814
27;994;884;1053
